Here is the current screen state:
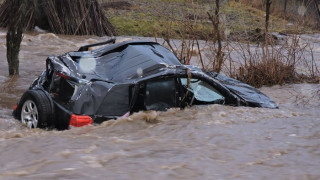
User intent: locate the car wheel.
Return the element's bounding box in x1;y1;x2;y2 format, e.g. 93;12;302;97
18;90;53;129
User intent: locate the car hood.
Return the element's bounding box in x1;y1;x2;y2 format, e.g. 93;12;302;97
206;71;278;109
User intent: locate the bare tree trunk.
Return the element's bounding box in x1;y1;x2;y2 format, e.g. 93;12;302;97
6;0;25;76
284;0;288;15
265;0;272;43
263;0;272;64
208;0;224;73
215;0;223;73
312;0;320;27
7;25;23;75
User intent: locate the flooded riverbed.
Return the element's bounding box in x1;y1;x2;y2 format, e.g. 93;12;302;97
0;30;319;179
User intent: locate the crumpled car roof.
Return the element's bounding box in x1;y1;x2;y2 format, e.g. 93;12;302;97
68;41;181;82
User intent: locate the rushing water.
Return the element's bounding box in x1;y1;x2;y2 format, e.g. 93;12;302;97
0;29;319;180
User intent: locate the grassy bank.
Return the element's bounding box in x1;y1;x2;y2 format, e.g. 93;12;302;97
0;0;314;38
101;0;306;38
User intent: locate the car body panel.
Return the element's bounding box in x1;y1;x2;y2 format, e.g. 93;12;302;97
13;40;278;129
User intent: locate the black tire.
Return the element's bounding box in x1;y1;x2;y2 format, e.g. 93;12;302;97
17;90;54;129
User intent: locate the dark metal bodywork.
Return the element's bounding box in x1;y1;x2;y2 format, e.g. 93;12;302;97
13;40;278;129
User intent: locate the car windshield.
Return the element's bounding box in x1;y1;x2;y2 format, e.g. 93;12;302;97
180;78;225;103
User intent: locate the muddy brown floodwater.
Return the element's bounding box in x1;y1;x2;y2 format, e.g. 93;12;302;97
0;29;320;180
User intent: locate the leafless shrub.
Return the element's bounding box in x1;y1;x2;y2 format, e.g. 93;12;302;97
153;0;319;88
153;1;205;67
0;0;116;36
207;0;224;73
223;0;320;87
162;22;200;65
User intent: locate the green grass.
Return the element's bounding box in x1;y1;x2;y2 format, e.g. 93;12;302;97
109;17;160;37
223;1;288;33
104;0;294;39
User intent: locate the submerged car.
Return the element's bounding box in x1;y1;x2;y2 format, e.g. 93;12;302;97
13;39;278;130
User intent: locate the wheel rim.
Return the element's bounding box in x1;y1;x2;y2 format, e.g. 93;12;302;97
21;100;38;128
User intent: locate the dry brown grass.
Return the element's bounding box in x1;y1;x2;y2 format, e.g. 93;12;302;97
235;58;297;87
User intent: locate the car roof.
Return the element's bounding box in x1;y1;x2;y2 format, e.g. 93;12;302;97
92;40;160;57
69;40;161;58
67;40;182;82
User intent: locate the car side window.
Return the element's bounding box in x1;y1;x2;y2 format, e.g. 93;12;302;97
180;78;225;103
